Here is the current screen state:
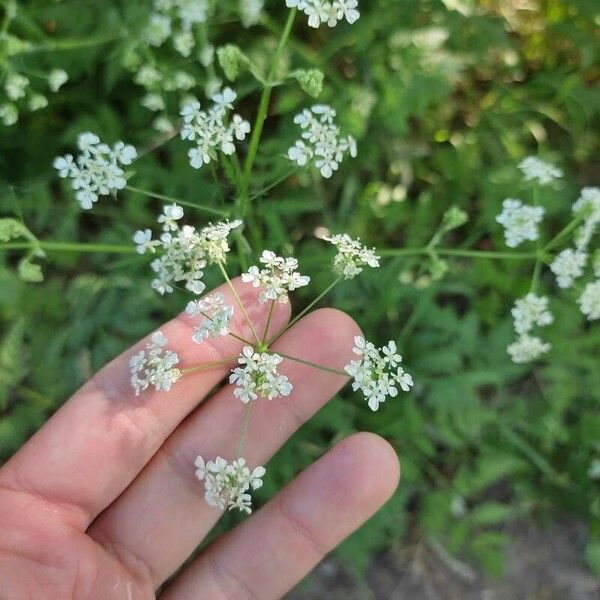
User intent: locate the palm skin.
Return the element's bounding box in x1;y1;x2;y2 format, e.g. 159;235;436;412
0;279;400;599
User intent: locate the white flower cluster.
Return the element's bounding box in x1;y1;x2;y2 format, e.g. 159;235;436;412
324;233;380;279
550;248;587;289
195;456;265;513
240;0;264;27
288;105;357;178
181;88;250;170
578;281;600;321
129;331;182;395
1;69;68;126
133;204;241;294
242;251;310;303
186;293;234;343
511;293;554;335
286;0;360;28
518;156;563;186
507;294;553;364
229;347;293;403
496;198;545;248
572;187;600;251
53;132;137;209
507;334;552;365
345;337;413;411
145;0;209;56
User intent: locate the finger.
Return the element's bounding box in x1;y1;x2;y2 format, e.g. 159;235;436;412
161;432;401;600
89;308;361;588
0;279;290;530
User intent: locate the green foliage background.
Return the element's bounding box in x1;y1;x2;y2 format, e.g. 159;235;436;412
1;0;599;584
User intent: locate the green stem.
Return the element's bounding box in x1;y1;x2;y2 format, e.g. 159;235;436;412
542;216;583;253
0;241;137;254
235;403;253;458
249;166;300;201
277;352;348;377
530;185;543;293
20;34;124;54
262;300;276;344
379;248;540;260
238;8;297;218
218;261;260;344
126;185;230;217
181;355;238;374
267;276;342;346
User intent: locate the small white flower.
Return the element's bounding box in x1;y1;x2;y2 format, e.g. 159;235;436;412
239;0;264;27
186;293;234;343
496;198;545;248
158;203;185;232
4;73;29;101
242;250;310;304
288;105;357;178
578;280;600;321
194;455;266;514
180;90;250;170
133;229;160;254
518;156;563;186
229;347;293;402
48;69;69;93
324;233;380;279
572;187;600;251
345;336;413;411
550;248;587;289
129;331;182;395
141;93;166;112
511;293;554;335
507;335;551;364
53;132;137;209
290;0;361;28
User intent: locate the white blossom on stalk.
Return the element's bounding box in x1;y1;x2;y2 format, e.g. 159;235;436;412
507;335;551;364
186;293;234;343
180;88;250;170
287;0;360;28
4;73;29;101
134;206;241;294
578;281;600;321
242;251;310;303
130;331;182;395
53;132;137;209
572;187;600;251
511;293;554;335
239;0;264;27
550;248;587;289
518;156;563;186
229;347;293;403
288;105;357;178
48;69;69;93
195;456;265;513
495;198;545;248
324;233;380;279
345;337;413;411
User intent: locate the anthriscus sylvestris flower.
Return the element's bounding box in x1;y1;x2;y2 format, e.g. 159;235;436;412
242;251;310;303
186;293;234;343
53;132;137;209
180;88;250;169
550;248;587;289
507;335;551;364
324;233;380;279
578;281;600;321
345;337;413;411
130;331;182;395
511;294;554;335
287;105;356;178
286;0;360;29
229;347;293;403
195;456;265;513
495;199;544;248
518;156;563;186
572;187;600;251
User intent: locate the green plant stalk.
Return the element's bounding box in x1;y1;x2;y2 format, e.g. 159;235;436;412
379;248;540;260
235;403;253;458
277;352;348;377
181;356;239;375
262;300;276;344
542;215;584;253
217;261;260;344
237;8;297;219
0;241;137;254
530;185;543;293
126;185;230;217
267;276;342;346
20;34;124;54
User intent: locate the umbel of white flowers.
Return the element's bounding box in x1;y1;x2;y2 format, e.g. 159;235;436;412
288;105;357;178
496;199;545;248
507;294;553;364
133;204;241;295
53;133;137;209
286;0;360;29
195;456;266;513
180;88;250;170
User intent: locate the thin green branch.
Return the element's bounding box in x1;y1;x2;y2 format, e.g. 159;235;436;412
0;241;137;254
181;355;239;375
379;248;540;260
125;185;230;217
277;352;348;377
235;403;253;458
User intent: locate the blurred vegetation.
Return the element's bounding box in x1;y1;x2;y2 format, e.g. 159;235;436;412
1;0;599;585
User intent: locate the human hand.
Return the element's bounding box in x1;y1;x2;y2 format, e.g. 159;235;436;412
0;278;400;599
